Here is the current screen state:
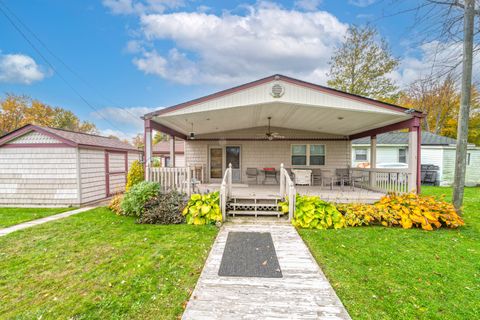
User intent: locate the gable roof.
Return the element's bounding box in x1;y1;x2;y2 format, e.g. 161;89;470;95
352;131;459;146
0;124;139;152
144;74;423;119
152;141;185;154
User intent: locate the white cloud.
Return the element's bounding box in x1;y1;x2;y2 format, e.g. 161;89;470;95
348;0;376;7
92;106;156;131
102;0;186;15
0;53;46;84
100;129;137;142
294;0;322;11
133;2;348;84
391;41;480;88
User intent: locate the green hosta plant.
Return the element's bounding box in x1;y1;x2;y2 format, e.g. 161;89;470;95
290;195;345;229
182;192;222;225
121;181;160;217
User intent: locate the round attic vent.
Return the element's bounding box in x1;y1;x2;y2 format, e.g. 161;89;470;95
271;83;285;98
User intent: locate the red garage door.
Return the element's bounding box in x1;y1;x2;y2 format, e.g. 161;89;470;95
105;151;128;196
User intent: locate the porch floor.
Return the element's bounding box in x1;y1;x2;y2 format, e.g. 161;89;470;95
199;183;385;203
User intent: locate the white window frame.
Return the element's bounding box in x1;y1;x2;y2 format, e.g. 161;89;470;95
355;148;368;161
291;144;326;166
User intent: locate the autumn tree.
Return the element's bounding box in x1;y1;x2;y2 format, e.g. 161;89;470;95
0;94;98;135
153;131;169;144
399;75;459;134
132;133;144;149
327;25;399;101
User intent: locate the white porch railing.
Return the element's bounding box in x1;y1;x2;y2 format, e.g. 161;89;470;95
220;163;233;221
149;166;198;195
280;163;296;221
351;168;411;194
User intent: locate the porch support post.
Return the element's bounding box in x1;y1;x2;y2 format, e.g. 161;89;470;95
408;127;419;193
370;135;377;188
144;119;153;180
169;135;175;167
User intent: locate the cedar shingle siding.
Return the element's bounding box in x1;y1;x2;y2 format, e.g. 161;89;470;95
0;126;140;207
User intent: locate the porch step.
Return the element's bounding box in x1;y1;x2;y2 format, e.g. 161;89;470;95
228;210;284;217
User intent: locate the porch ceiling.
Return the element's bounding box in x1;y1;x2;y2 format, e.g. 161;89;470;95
151;102;413;137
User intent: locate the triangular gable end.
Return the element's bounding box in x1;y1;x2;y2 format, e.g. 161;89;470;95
147;75;415;119
0;125;78;147
6;130;61;145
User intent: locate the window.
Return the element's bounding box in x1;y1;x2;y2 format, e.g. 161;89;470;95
291;144;325;166
355;148;368;161
467;153;471;166
291;145;307;165
399;148;407;163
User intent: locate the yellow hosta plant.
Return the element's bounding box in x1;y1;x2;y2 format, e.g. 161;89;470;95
288;195;346;229
338;193;464;231
182;192;222;225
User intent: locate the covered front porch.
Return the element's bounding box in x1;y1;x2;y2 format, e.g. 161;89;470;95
142;74;423;219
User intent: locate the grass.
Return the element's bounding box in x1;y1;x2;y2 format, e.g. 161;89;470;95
0;208;218;319
299;186;480;320
0;207;75;228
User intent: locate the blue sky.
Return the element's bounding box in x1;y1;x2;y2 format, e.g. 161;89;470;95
0;0;439;139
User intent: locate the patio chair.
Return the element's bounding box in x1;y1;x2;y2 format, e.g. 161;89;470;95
350;171;365;190
285;168;294;180
335;168;350;188
311;169;322;186
262;168;278;184
246;168;259;184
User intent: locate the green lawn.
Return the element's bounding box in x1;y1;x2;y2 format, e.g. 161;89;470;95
300;187;480;320
0;207;75;228
0;208;218;319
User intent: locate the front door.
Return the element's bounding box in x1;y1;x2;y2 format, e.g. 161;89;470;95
226;146;241;183
209;147;223;180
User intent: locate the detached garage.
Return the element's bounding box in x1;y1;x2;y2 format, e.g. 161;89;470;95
0;124;141;207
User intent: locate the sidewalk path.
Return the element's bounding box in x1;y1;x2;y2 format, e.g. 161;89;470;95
0;207;95;237
182;222;351;320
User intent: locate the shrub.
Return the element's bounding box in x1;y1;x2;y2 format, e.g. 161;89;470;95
126;160;144;191
137;190;186;224
338;193;465;230
281;195;345;229
121;181;160;217
108;193;124;215
182;192;222;225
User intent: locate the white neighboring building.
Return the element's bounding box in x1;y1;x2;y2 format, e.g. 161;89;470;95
352;132;480;186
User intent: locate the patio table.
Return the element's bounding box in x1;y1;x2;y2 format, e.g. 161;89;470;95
261;169;278;184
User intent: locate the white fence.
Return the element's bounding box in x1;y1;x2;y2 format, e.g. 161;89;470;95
280;163;296;221
149;166;199;195
351;168;411;194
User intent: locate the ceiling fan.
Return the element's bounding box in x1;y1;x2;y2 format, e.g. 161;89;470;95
263;117;284;140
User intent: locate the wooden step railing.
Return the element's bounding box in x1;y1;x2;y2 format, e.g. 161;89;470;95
279;163;296;221
220;163;232;221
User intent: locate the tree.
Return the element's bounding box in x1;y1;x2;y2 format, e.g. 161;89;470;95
0;94;98;135
132;133;144;149
399;75;459;134
327;25;399;101
153;131;169;144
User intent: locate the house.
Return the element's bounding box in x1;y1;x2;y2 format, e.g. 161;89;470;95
352;131;480;186
152;140;185;167
142;74;424;219
0;124;141;207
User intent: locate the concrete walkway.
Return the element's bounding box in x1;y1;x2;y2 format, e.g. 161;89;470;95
182;221;351;320
0;207;95;237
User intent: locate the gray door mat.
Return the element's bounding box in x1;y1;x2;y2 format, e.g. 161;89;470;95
218;231;282;278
